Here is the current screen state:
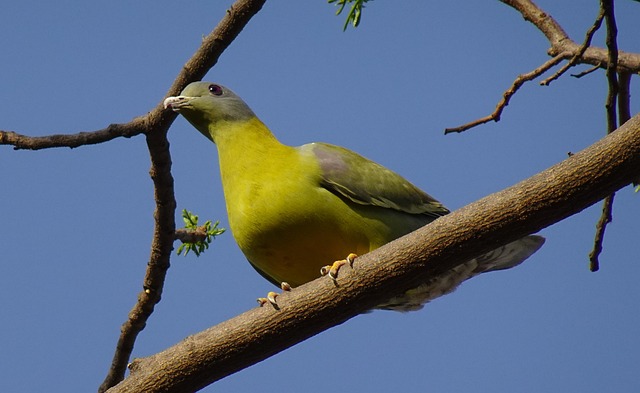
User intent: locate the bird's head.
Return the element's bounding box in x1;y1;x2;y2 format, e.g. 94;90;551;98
164;82;255;141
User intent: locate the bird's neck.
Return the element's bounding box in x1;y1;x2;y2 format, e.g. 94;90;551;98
212;116;296;205
210;117;289;162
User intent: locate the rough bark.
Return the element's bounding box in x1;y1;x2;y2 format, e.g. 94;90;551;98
108;114;640;393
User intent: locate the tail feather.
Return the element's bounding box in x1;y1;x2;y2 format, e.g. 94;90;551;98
474;235;545;273
377;235;545;312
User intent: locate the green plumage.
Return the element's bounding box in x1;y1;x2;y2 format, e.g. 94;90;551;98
164;82;544;310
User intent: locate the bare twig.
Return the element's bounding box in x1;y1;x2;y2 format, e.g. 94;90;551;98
540;7;605;86
448;0;640;134
0;0;267;152
589;0;619;272
589;194;614;272
500;0;640;74
3;2;267;387
175;227;210;244
618;71;632;125
0;118;146;150
444;55;565;134
571;63;602;79
603;0;619;132
97;1;266;392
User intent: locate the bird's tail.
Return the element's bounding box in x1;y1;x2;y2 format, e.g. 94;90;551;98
474;235;545;273
377;235;545;312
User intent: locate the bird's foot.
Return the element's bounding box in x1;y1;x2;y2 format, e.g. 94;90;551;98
320;253;358;281
257;282;292;309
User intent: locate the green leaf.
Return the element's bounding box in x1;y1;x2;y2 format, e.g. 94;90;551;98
177;209;225;257
328;0;372;31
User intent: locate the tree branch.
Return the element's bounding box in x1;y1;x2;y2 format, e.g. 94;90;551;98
501;0;640;73
618;71;632;125
619;71;639;188
602;0;619;132
107;114;640;393
444;54;566;134
0;0;267;152
98;1;266;392
500;0;570;49
447;0;640;134
175;227;209;244
589;193;614;272
540;6;604;86
589;0;619;272
0;118;147;150
570;63;602;79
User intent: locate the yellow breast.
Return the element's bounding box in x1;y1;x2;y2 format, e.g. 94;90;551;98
212;118;403;286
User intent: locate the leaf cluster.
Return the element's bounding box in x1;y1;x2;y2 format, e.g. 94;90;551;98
328;0;371;30
176;209;225;257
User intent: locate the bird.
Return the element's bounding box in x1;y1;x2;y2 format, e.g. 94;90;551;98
164;82;544;311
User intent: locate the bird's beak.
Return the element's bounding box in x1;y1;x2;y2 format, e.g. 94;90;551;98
163;95;193;112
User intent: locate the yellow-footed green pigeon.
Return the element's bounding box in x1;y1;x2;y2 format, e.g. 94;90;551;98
164;82;544;311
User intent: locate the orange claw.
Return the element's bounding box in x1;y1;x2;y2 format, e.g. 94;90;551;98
257;291;280;307
346;253;357;266
320;253;358;281
257;283;292;309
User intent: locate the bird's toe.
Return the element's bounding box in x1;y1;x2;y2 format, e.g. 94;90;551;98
320;253;358;281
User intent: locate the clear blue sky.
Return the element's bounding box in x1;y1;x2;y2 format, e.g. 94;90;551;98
2;1;639;392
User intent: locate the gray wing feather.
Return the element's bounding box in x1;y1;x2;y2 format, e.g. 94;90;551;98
305;142;449;219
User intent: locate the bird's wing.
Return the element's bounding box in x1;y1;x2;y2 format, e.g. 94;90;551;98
303;142;449;218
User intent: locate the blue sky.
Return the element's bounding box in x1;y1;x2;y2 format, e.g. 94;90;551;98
1;1;639;392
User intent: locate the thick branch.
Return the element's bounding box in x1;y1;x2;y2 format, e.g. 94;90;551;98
108;114;640;393
500;0;570;46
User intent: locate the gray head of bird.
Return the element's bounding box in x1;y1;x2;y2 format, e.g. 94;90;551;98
163;82;256;141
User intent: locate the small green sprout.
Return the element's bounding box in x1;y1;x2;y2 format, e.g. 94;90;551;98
176;209;225;257
328;0;371;31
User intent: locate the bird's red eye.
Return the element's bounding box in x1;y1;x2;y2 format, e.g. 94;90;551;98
209;84;223;96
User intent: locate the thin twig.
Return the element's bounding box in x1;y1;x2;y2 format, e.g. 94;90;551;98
618;71;632;125
603;1;619;132
501;0;640;74
444;55;565;134
0;118;147;150
589;0;619;272
571;63;602;79
589;194;614;272
445;0;639;134
175;227;210;244
540;7;604;86
97;1;266;392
